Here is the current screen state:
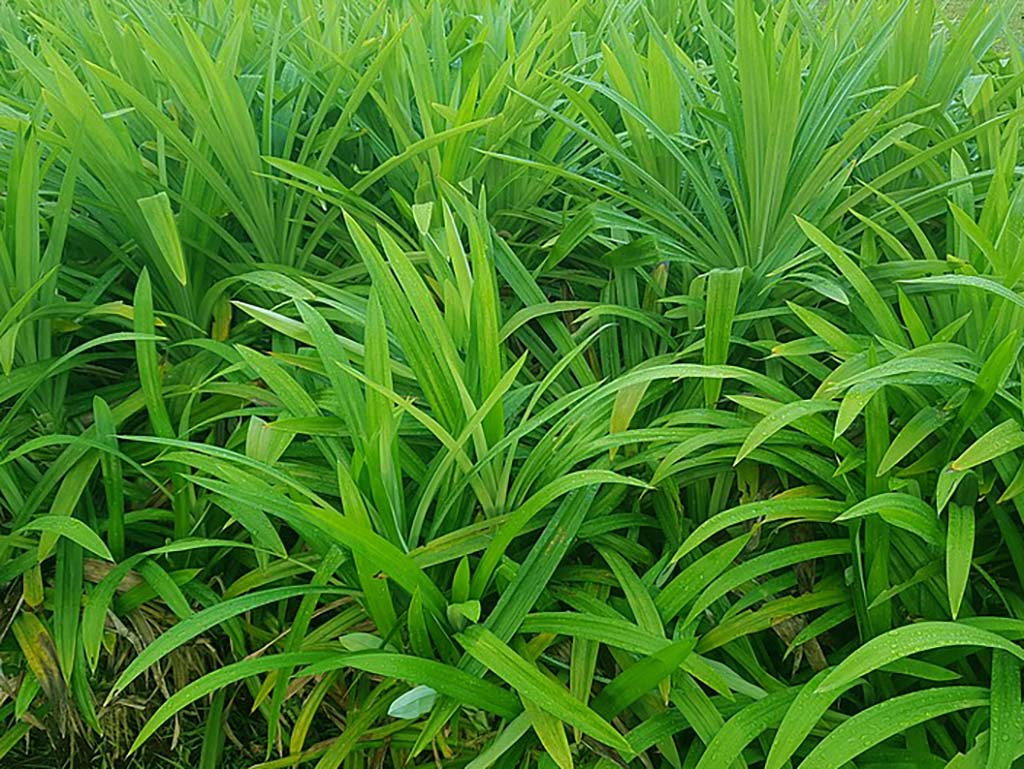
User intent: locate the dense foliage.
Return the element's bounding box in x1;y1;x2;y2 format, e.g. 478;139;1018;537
2;0;1024;767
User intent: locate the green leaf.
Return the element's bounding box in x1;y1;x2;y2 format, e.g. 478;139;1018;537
18;516;112;561
111;586;349;695
735;399;836;464
878;406;951;475
447;600;482;629
457;624;631;754
946;504;975;619
796;687;989;769
467;715;532;769
592;639;696;718
130;652;335;752
902;275;1024;310
297;652;521;719
987;650;1022;769
694;689;797;769
835;494;944;547
137;191;187;286
766;670;861;769
524;696;574;769
703;268;743;405
133;268;174;441
817;623;1024;693
797;218;905;343
952;420;1024;471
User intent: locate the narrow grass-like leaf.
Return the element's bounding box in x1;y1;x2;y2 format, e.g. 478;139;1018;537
457;624;631;754
18;516;112;561
946;503;975;619
952;420;1024;471
796;687;989;769
817;623;1024;693
137;192;187;286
